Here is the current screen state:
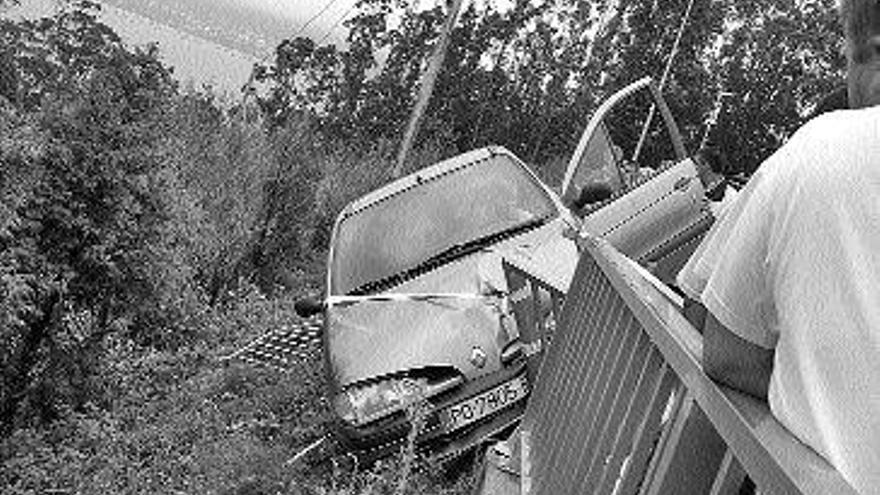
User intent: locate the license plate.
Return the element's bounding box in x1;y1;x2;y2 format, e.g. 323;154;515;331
442;376;528;433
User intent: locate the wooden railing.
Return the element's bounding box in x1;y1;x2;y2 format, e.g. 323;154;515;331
498;236;857;495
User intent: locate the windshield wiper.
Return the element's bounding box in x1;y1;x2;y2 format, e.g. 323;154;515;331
348;216;551;296
419;216;549;268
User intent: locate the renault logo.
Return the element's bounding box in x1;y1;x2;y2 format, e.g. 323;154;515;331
470;346;487;368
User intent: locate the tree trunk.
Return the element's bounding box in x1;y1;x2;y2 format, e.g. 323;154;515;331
0;288;58;436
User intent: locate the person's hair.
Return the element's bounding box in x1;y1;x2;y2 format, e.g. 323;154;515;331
840;0;880;63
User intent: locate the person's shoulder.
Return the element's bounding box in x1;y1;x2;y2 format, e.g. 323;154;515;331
784;106;880;194
796;105;880;145
742;106;879;202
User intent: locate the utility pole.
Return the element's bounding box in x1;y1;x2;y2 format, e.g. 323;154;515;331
391;0;466;179
632;0;695;163
699;90;733;151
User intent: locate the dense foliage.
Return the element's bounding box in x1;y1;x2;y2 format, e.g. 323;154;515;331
257;0;844;175
1;0;846;492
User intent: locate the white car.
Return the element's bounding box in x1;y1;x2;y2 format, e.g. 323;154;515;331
295;146;579;461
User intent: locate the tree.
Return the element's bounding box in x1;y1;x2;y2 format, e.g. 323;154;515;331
256;0;844;179
0;0;180;431
704;0;843;173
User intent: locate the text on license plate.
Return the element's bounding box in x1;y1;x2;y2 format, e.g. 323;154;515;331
443;376;528;433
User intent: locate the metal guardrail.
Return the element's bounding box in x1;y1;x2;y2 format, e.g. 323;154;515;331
502;236;857;495
503;259;566;383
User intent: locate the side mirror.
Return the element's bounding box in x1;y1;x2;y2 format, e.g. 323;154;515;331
294;297;325;318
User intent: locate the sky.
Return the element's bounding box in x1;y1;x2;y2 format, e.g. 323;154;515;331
6;0;360;94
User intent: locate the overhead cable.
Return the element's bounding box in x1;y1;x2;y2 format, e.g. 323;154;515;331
293;0;343;39
632;0;697;163
318;2;358;44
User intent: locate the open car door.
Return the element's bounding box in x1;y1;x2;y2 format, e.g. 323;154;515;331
562;77;715;283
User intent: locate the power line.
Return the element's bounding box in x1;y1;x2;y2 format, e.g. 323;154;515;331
293;0;343;39
318;2;358;45
247;0;351;79
241;0;360;116
248;0;351;84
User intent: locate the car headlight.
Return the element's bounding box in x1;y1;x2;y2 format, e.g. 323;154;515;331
335;375;462;426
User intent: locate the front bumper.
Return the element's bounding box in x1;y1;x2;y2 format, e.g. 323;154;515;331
331;361;529;463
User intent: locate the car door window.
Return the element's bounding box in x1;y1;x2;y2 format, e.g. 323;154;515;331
561;77;686;216
561;120;625;208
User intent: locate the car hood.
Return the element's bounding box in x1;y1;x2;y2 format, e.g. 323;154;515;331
326;219;578;388
326;294;508;389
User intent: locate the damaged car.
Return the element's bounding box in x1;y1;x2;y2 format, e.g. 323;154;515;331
295;146;580;461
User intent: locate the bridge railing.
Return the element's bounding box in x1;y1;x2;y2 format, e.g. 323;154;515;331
502;258;567;383
501;236;856;495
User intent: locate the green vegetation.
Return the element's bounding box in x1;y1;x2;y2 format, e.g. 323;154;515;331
258;0;844;176
1;0;845;492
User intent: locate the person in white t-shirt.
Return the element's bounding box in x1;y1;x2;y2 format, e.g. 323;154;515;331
676;1;880;493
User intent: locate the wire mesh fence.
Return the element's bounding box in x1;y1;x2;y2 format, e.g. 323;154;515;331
221;317;323;371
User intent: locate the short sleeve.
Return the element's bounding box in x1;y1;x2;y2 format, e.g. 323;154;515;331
677;161;782;349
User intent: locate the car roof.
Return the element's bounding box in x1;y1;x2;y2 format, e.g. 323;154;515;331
340;146;512;219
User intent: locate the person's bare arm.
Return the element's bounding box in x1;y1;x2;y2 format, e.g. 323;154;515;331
702;312;773;401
